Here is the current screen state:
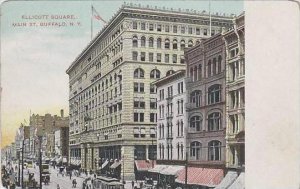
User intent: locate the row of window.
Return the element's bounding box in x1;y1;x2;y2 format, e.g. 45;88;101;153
189;84;221;107
158;119;184;139
133;113;157;123
132;21;218;36
189;113;222;132
132;36;195;49
132;51;185;64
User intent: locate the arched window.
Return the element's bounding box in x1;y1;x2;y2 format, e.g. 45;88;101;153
149;37;154;48
105;79;108;88
208;84;221;104
213;58;217;75
196;40;201;45
157;38;162;48
208;112;221;131
150;69;161;79
132;36;138;47
173;39;178;49
190;141;201;160
190;90;201;107
165;39;170;49
180;40;185;50
166;70;175;76
207;60;212;77
133;68;144;78
188;40;193;47
194;65;198;81
208;141;221;161
190;116;202;131
141;36;146;47
218;55;222;73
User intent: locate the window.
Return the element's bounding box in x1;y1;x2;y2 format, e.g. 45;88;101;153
190;90;201;107
149;37;154;47
208;141;221;161
173;39;178;50
141;36;146;47
159;89;164;100
150;84;157;94
208;60;212;77
190;116;202;131
181;26;185;34
218;55;222;74
180;40;185;50
133;21;137;29
180;55;185;64
213;58;217;75
133;127;140;137
132;36;138;47
157;24;162;32
150;128;156;138
150;98;157;109
208;112;221;131
165;25;169;32
140;128;146;137
134;68;144;78
134;82;144;93
157;53;161;62
173;25;177;33
198;64;202;80
172;54;177;63
188;40;193;47
190;141;201;160
149;53;154;62
133;113;144;122
150;113;157;122
167;86;173;98
196;27;200;35
141;52;146;61
150;69;161;79
204;29;207;36
157;38;162;48
188;27;193;34
132;51;138;61
134;98;145;109
149;23;154;31
165;54;169;63
165;39;170;49
211;29;215;36
141;22;145;30
177;82;183;94
208;84;221;104
166;70;175;76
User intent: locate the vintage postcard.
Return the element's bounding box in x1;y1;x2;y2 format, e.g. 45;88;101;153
0;0;298;189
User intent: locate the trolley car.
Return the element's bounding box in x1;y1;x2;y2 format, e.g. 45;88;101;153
92;176;124;189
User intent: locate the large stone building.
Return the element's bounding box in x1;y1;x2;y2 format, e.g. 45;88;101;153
66;3;233;179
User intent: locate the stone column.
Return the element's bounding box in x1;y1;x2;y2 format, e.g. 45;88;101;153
121;145;135;180
238;89;241;108
234;147;238;167
146;145;149;160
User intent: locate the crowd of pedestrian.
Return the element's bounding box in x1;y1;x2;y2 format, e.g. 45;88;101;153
1;164;17;189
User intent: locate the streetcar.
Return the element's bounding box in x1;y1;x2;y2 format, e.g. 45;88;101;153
92;176;124;189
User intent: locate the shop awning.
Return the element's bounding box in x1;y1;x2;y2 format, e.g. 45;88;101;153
150;128;156;135
227;172;245;189
148;164;169;173
50;157;56;162
110;161;122;169
101;160;109;169
175;167;224;187
215;171;238;189
135;160;156;171
140;128;146;135
56;157;62;163
160;165;184;176
133;128;140;134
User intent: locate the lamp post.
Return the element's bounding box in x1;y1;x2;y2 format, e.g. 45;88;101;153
122;155;125;184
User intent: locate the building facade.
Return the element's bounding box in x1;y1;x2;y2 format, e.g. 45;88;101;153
54;127;70;158
66;3;233;179
185;33;226;167
153;70;187;163
223;13;245;170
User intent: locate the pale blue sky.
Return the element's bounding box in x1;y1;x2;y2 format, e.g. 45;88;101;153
0;0;243;146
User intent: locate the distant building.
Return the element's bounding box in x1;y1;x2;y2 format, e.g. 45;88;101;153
54;127;69;158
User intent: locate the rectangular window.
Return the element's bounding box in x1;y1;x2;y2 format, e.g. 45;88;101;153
134;83;144;93
188;27;193;34
167;86;173;98
157;53;161;62
146;53;153;62
181;26;185;34
141;22;146;30
172;54;177;63
211;29;215;36
132;51;138;61
159;89;165;100
196;28;200;35
180;55;185;64
150;84;156;94
150;98;157;109
165;25;169;32
133;21;137;29
141;52;145;61
140;113;144;122
149;23;154;31
134;113;139;122
150;113;157;122
173;25;177;33
204;29;208;36
165;54;169;63
157;24;162;32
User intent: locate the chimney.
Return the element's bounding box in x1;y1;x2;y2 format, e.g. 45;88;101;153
60;109;64;118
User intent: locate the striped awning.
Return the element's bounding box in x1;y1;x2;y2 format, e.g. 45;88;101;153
135;160;156;171
175;167;224;187
148;164;169;173
160;165;184;176
227;172;244;189
101;160;109;169
110;161;122;169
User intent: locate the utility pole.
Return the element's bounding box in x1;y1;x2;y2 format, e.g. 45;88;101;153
185;149;188;189
18;151;20;186
21;140;24;188
122;155;125;184
39;136;43;189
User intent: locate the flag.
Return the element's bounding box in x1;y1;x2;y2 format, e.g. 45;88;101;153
92;6;107;24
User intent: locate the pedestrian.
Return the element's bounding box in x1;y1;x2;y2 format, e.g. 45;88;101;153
72;178;77;188
70;171;72;180
82;181;86;189
132;180;135;188
57;184;61;189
